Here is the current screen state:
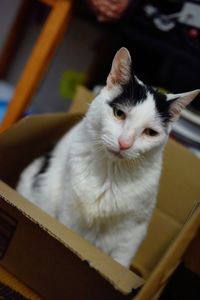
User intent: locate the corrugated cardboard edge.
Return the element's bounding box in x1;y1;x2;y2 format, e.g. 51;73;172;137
0;180;144;295
0;265;42;300
0;113;82;147
135;203;200;300
69;86;94;114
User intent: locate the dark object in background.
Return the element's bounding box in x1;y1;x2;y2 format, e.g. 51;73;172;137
0;282;28;300
86;0;200;107
160;263;200;300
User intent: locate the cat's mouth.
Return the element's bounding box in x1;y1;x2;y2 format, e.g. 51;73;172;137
107;148;123;159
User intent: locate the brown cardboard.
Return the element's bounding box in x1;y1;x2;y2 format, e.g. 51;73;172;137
158;141;200;224
132;141;200;278
0;181;142;300
0;265;42;300
0;113;82;187
132;207;181;278
0;86;200;299
136;205;200;299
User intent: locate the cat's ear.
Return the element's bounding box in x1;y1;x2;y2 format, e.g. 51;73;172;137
106;47;132;89
167;89;200;122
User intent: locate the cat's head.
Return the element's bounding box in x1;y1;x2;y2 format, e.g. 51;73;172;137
87;47;199;160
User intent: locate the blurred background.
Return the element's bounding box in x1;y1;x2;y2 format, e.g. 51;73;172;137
0;0;199;153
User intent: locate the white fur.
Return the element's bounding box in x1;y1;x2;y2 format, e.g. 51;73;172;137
17;84;169;268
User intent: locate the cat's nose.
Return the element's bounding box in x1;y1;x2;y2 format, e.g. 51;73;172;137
118;138;133;151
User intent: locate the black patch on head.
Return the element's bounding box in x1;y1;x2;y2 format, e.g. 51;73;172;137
148;86;177;125
108;67;175;125
33;152;52;188
148;86;169;124
109;75;148;108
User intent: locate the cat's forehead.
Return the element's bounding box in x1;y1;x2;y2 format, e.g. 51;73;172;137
109;76;148;106
108;76;171;125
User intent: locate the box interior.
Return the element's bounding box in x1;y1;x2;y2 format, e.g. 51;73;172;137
0;181;143;300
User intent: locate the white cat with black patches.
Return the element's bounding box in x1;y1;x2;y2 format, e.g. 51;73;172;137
17;48;199;268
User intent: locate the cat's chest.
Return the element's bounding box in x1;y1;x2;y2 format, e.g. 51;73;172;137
69;155;155;223
70;156;131;199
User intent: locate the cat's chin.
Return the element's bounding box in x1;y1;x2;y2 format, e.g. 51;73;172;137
106;148;141;161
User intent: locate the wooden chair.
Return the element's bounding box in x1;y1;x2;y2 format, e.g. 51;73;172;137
0;0;72;133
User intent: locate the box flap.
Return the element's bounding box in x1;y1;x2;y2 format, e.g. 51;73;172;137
135;204;200;300
0;113;82;147
0;113;82;187
132;139;200;277
69;86;94;114
158;140;200;224
0;180;144;298
132;208;181;278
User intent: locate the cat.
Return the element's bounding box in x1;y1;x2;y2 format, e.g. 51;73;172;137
17;47;199;268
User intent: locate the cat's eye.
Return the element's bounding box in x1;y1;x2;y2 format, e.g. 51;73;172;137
113;107;126;120
143;128;159;137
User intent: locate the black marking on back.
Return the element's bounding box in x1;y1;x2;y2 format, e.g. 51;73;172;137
33;152;52;188
38;152;51;175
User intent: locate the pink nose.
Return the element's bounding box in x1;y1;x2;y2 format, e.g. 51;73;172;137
118;138;133;151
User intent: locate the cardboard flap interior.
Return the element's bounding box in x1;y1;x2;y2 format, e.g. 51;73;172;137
0;181;143;298
0;113;82;187
132;207;181;278
158;141;200;224
132;139;200;277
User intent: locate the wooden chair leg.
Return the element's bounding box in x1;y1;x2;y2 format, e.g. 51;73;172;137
0;265;42;300
0;0;30;79
0;1;72;133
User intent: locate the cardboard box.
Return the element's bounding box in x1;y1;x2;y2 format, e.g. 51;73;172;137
0;86;200;299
